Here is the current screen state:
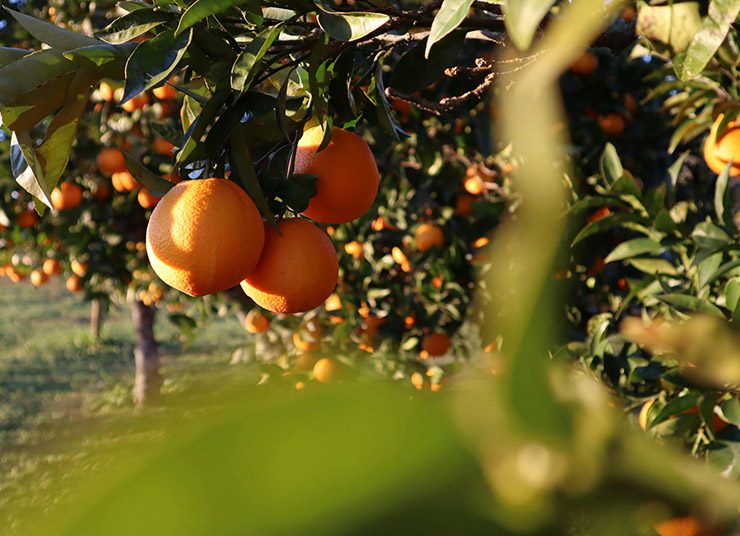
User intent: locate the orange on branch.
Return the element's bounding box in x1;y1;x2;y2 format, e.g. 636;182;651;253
97;148;127;176
244;309;270;334
66;275;83;292
569;51;598;76
703;115;740;176
313;358;339;383
153;84;178;100
344;240;364;260
30;269;48;287
42;258;62;276
294;126;380;224
421;332;451;358
153;137;176;156
241;218;338;314
121;92;149;112
71;260;88;277
137;188;160;209
17;209;37;228
415;223;444;252
146;178;265;297
597;113;626;136
51;182;83;211
654;517;723;536
98;81;116;102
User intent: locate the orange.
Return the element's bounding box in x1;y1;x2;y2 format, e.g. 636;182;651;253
121;92;149;112
147;178;265;297
653;516;723;536
391;246;411;272
153;84;178;100
294;126;380;223
324;292;342;311
137;188;160;209
17;209;37;228
112;171;140;192
66;275;83;292
411;371;424;390
569;52;598;76
99;81;116;102
415;223;444;252
371;216;396;231
71;259;88;277
464;175;485;195
241;218;338;313
91;181;110;201
153;137;176;156
30;269;48;287
403;315;415;329
455;193;475;216
244;309;270;334
51;182;83;211
597;113;626;136
344;240;364;260
42;258;62;276
6;267;26;283
97;148;127;176
622;5;636;23
421;332;450;358
638;399;655;431
703;115;740;176
313;357;338;383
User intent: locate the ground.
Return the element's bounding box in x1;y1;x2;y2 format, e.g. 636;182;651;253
0;279;246;530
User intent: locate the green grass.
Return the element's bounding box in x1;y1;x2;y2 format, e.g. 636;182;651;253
0;278;249;529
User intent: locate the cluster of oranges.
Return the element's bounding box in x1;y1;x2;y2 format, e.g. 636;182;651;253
146;124;380;315
0;256;85;293
97;147;162;210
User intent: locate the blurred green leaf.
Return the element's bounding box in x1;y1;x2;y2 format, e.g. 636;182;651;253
680;0;740;80
316;6;389;42
426;0;474;58
502;0;554;51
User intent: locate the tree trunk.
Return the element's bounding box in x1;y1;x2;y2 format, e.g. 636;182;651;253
132;299;161;406
90;298;106;342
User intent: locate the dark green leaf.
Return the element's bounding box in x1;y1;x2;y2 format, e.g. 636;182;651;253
97;9;174;44
6;9;99;50
0;47;29;67
122;28;192;105
229;124;275;223
600;143;624;185
230;24;284;93
176;0;253;36
657;294;725;317
571;213;647;246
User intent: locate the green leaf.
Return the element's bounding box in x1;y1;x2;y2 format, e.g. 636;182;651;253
0;49;78;107
714;163;733;230
230;24;284;93
64;43;135;79
629;258;678;276
571;213;647;246
11;131;52;210
636;2;703;53
425;0;474;58
6;9;99;50
122;28;192;105
657;293;725;317
680;0;740;80
600;143;624;185
692;221;731;250
122;152;175;197
604;238;664;264
0;72;75;131
97;9;174;44
0;47;30;67
502;0;555;51
229;124;275;223
726;278;740;318
708;442;740;479
696;252;723;289
316;6;389;42
176;0;254;36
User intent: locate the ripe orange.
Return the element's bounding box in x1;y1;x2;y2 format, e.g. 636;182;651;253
455;193;475;216
99;81;116;102
66;275;83;292
415;223;444;252
121;92;149;112
570;52;598;75
91;181;110;201
421;332;451;358
324;292;342;311
403;315;415;329
51;182;83;211
241;218;338;314
112;171;140;192
6;266;26;283
244;309;270;334
153;84;178;100
653;516;722;536
294;126;380;224
147;178;265;297
597;113;626;136
97;148;127;176
703;115;740;176
313;357;338;383
411;371;424;390
153;137;176;156
137;188;160;209
17;209;37;228
71;259;88;277
30;269;48;287
42;258;62;276
464;175;485;195
344;240;364;260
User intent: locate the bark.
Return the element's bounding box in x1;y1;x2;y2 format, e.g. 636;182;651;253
90;298;106;342
132;299;161;406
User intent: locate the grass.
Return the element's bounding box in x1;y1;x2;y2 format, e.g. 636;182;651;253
0;278;248;530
